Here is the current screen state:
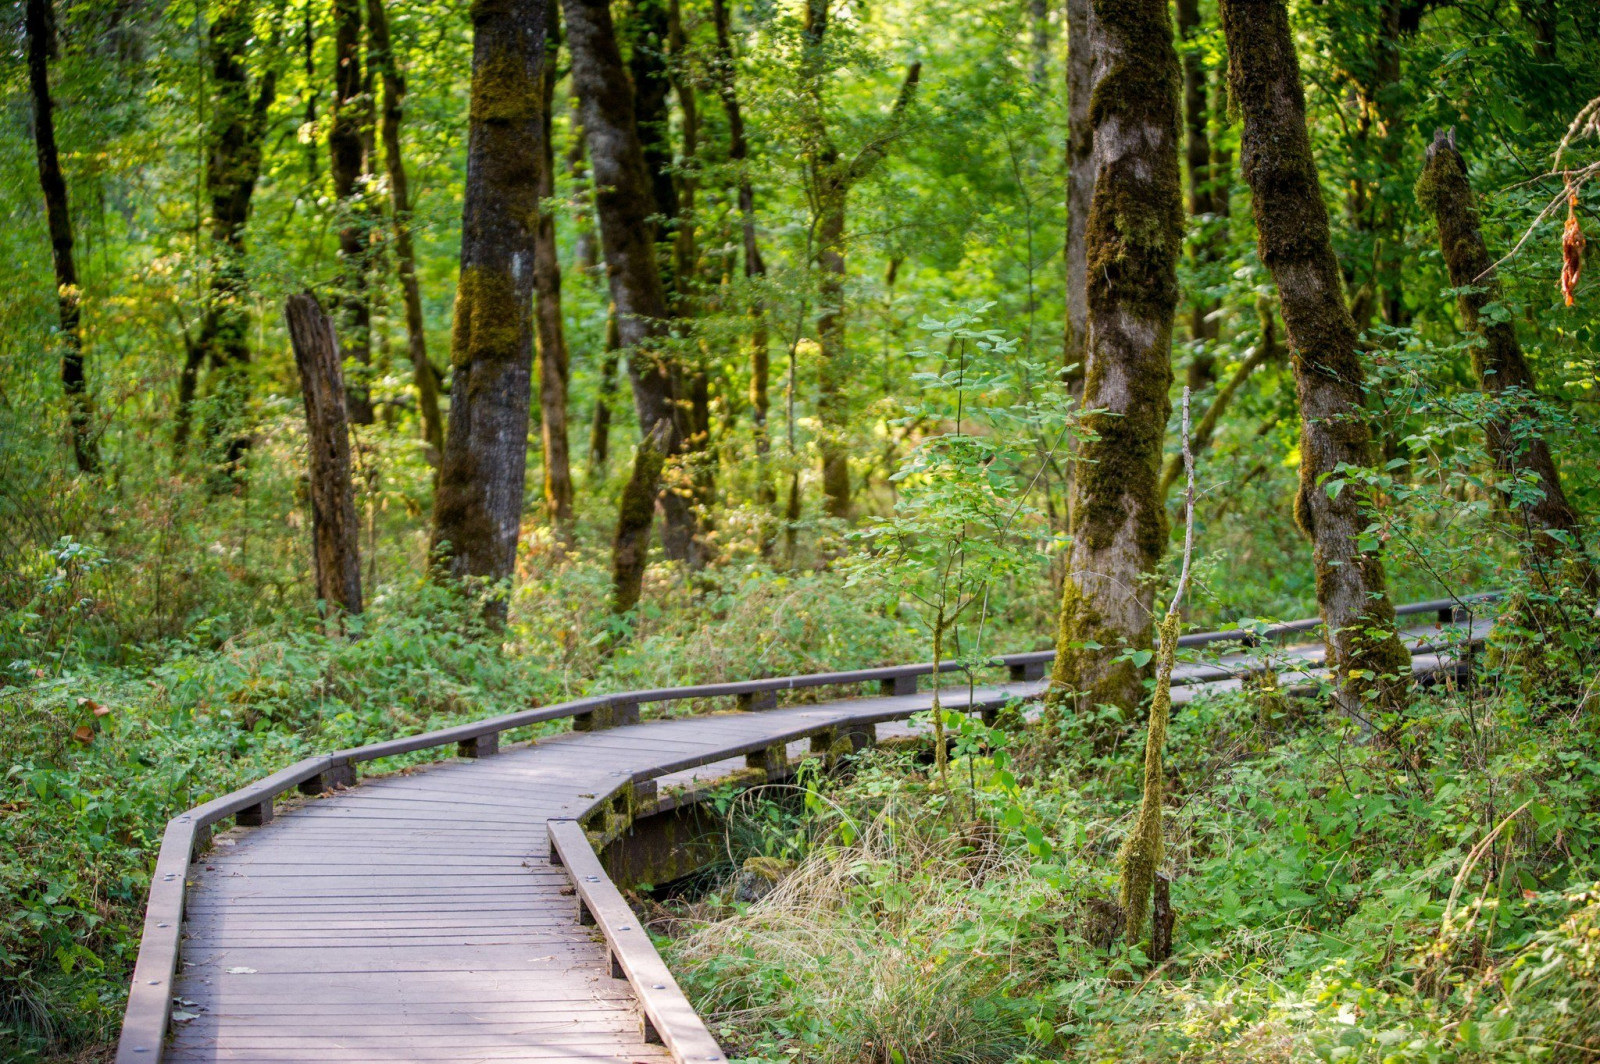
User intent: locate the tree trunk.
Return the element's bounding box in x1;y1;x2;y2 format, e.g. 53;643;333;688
1062;0;1095;383
1177;0;1226;391
1029;0;1050;85
26;0;95;474
566;103;598;272
612;421;670;615
562;0;690;609
367;0;444;465
533;35;574;531
429;0;551;615
178;0;278;465
1417;131;1596;596
589;304;620;474
1048;0;1183;721
1343;0;1410;332
330;0;373;425
711;0;772;507
286;293;363;618
1219;0;1412;721
800;0;919;521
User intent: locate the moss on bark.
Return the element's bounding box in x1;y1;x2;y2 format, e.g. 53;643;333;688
1220;0;1412;721
1048;0;1183;724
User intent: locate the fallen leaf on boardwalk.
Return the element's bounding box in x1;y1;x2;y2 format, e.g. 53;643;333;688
171;1010;200;1023
225;967;256;974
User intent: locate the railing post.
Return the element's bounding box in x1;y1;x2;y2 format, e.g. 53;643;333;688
1008;660;1045;682
236;798;273;826
745;743;787;779
736;689;778;711
297;763;357;795
457;733;499;758
575;698;639;732
879;674;917;697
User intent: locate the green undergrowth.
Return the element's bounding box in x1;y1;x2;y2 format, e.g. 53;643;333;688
661;672;1600;1064
0;544;1029;1063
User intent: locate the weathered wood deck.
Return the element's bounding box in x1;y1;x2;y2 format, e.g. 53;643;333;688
121;600;1489;1064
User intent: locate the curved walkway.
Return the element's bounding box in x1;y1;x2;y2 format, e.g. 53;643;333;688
119;601;1488;1064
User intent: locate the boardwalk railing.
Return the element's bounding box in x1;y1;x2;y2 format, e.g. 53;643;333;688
115;593;1494;1064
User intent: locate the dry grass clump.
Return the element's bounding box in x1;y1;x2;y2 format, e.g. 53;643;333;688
669;793;1070;1064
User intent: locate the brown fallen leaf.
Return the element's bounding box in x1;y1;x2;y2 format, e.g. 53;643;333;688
72;724;94;744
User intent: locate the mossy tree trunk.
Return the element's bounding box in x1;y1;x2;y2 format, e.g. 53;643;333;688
562;0;692;612
532;31;574;533
367;0;445;467
1417;131;1597;598
429;0;552;618
329;0;374;425
1219;0;1412;723
177;0;278;464
286;293;363;619
1047;0;1183;723
800;0;920;521
26;0;95;474
1061;0;1095;385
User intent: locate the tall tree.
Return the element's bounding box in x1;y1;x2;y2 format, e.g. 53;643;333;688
25;0;95;473
710;0;773;508
1047;0;1184;720
429;0;552;612
562;0;694;612
1219;0;1413;723
1061;0;1094;385
1416;131;1597;598
624;0;710;566
533;22;574;531
175;0;280;463
799;0;920;519
366;0;445;464
329;0;374;424
1176;0;1228;391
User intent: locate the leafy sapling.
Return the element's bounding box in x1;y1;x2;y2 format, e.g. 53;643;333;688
845;310;1053;792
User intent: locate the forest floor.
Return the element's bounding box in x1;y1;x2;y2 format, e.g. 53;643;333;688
659;670;1600;1063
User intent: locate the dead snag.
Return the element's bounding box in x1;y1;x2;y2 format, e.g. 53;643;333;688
286;293;363;618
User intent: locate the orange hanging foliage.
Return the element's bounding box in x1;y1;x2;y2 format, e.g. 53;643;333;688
1562;188;1586;306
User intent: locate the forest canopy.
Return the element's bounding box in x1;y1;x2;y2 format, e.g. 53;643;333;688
3;0;1600;1058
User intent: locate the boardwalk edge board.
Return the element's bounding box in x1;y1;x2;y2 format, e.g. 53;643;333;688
548;819;727;1063
114;593;1495;1064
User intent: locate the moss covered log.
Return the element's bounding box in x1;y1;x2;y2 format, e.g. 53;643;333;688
1047;0;1183;722
1416;130;1596;599
429;0;551;613
1219;0;1412;722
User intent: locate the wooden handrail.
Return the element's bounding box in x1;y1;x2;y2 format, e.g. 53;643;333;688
114;593;1497;1063
548;819;727;1063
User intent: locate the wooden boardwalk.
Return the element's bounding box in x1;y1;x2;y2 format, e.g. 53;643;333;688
125;605;1486;1064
